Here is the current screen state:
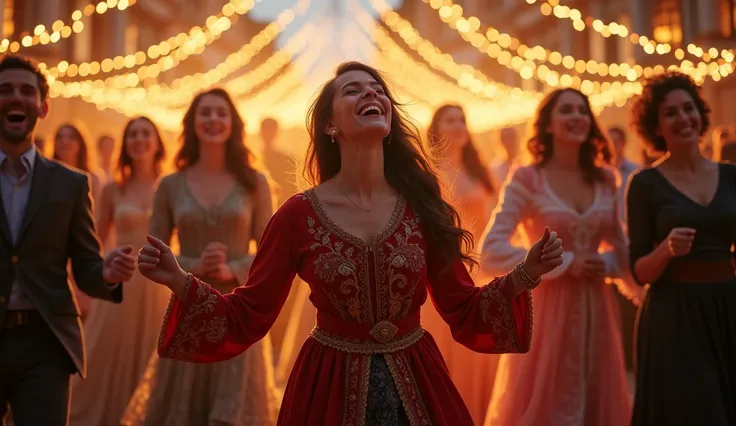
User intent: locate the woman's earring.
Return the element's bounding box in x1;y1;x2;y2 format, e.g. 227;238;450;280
386;135;392;145
331;130;337;144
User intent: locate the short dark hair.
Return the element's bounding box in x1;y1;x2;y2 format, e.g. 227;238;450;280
0;55;50;101
630;71;710;153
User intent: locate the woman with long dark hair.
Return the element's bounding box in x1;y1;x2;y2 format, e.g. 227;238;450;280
121;89;280;426
69;117;170;426
427;104;495;239
135;62;564;424
627;72;736;425
482;88;642;425
423;104;498;424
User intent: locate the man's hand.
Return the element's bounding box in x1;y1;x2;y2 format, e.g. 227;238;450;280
103;245;136;283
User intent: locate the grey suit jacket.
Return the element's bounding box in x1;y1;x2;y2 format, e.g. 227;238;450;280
0;155;122;378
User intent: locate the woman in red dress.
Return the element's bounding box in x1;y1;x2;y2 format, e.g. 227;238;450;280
136;62;565;425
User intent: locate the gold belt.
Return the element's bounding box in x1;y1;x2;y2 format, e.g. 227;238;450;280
310;326;425;354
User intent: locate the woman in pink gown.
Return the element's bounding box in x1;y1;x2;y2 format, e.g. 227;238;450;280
422;104;498;425
481;88;643;426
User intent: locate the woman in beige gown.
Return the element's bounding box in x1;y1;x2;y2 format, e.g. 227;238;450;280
423;104;498;425
121;88;280;426
69;117;171;426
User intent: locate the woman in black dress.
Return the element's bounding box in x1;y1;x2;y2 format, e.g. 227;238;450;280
627;71;736;425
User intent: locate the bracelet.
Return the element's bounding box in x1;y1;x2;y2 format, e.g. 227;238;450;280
514;262;542;291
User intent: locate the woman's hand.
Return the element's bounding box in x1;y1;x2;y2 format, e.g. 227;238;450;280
138;235;189;299
666;227;696;257
570;253;607;281
199;242;228;276
523;227;564;280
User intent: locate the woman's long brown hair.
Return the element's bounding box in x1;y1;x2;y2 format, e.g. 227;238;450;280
53;123;91;172
175;88;259;192
304;61;476;268
115;116;166;190
526;88;612;182
427;104;494;194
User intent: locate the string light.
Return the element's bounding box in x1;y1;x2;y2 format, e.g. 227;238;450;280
61;3;314;131
366;0;541;104
420;0;733;86
1;0;137;54
372;0;644;115
526;0;735;64
44;0;261;81
352;1;540;129
49;0;310;106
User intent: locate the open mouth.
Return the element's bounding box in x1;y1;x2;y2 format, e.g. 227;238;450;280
358;104;384;117
6;112;27;124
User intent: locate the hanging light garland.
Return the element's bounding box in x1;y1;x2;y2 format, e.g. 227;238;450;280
2;0;137;54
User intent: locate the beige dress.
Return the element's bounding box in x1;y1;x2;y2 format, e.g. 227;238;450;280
121;172;280;426
69;195;171;426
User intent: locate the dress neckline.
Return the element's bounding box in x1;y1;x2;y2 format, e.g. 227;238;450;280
303;189;407;248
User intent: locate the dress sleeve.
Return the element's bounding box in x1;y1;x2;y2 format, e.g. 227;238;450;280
149;175;200;273
481;166;574;280
425;247;533;354
157;197;300;363
625;170;656;285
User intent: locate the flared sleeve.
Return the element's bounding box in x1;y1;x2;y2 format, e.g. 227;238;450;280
157;195;300;363
481;166;574;280
425;246;533;354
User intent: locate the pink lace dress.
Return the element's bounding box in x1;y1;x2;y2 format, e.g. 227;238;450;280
481;165;641;426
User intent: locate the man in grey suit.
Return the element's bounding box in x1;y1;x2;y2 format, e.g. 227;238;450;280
0;55;136;425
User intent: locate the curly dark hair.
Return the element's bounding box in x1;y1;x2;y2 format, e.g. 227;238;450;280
0;54;49;101
427;104;495;194
176;88;259;193
527;88;612;182
305;61;476;268
630;71;711;153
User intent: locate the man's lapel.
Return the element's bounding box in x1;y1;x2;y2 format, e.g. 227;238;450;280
17;155;51;244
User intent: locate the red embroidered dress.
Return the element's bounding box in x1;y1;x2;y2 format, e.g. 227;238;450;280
158;190;533;425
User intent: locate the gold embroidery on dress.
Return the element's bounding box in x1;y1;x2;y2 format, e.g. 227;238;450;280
304;189;409;325
310;327;425;354
158;275;229;361
479;275;525;353
381;217;425;321
306;215;368;323
384;353;432;426
343;354;371;426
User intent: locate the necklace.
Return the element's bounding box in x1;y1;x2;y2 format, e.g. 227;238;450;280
337;182;372;212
